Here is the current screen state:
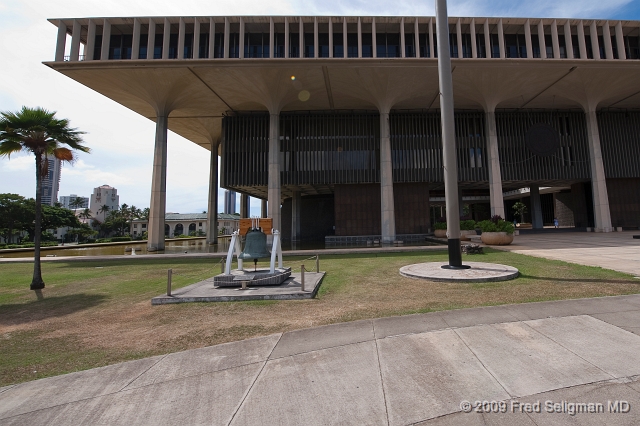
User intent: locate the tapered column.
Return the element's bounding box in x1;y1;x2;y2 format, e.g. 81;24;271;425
485;109;505;218
55;22;67;62
497;19;505;58
400;17;405;58
132;18;141;59
70;20;81;61
470;19;477;58
268;113;281;232
615;22;626;60
551;20;560;58
224;17;230;58
240;194;249;218
457;19;463;58
379;110;396;244
101;19;111;60
357;17;362;58
261;200;267;218
565;21;574;59
530;185;543;229
525;20;533;58
193;19;200;59
147;19;156;60
86;20;96;61
177;18;185;59
484;20;491;58
590;21;600;59
206;141;219;245
148;115;169;251
538;21;547;59
291;190;301;241
162;18;170;59
603;23;613;59
585;110;612;232
208;19;215;59
578;22;587;59
329;18;334;58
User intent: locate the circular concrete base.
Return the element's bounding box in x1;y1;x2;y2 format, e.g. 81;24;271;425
400;261;519;283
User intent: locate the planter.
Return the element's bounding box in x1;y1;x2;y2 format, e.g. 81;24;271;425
460;230;477;241
434;229;447;238
480;232;514;245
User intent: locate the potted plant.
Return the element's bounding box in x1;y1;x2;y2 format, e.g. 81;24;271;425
459;217;477;241
434;217;447;238
512;202;528;227
477;215;516;245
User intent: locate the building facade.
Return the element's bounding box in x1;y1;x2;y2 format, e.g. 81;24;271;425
59;194;90;210
89;185;120;222
47;15;640;248
130;212;239;237
223;190;236;214
40;158;61;206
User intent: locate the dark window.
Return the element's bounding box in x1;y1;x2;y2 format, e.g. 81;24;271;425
558;34;567;58
289;33;300;57
304;32;314;57
611;35;618;59
138;34;148;59
597;35;606;59
490;33;500;58
449;33;458;58
213;33;224;58
532;34;541;58
168;33;179;59
229;32;240;58
376;33;400;58
333;32;344;57
347;33;358;57
198;33;208;58
545;34;554;58
318;33;329;57
245;32;269;58
571;35;581;58
419;32;436;57
461;33;472;58
362;32;372;57
585;35;594;59
154;34;163;59
274;33;285;58
94;35;102;60
624;35;640;59
475;33;486;58
504;34;526;58
405;32;415;57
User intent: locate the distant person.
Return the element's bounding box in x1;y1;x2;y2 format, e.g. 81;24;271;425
554;218;559;228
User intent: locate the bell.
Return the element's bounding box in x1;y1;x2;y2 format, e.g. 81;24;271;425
239;228;271;271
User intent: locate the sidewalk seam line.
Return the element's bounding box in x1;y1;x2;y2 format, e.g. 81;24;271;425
119;354;169;392
372;321;390;426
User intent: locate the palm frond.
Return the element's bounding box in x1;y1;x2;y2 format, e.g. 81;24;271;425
0;140;24;158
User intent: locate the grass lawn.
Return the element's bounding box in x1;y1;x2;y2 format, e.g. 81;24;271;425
1;248;639;386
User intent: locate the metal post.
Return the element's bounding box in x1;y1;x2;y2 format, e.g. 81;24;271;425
316;255;319;273
221;258;225;274
167;269;172;296
301;265;305;291
436;0;469;269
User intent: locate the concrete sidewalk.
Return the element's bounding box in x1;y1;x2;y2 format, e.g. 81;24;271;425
3;294;640;425
495;230;640;276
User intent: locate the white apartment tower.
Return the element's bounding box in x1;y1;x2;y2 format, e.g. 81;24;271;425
90;185;120;222
40;158;62;206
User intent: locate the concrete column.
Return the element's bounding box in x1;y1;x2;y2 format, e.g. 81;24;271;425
193;18;200;59
147;19;156;60
239;17;245;59
208;19;215;59
551;20;560;58
55;23;67;62
484;20;491;58
269;17;274;58
206;141;219;244
603;23;613;59
162;18;170;59
429;18;435;58
590;21;600;59
343;18;347;57
299;19;304;58
86;20;96;61
471;18;477;58
564;21;574;59
530;185;543;229
400;17;405;58
314;17;318;58
415;18;420;58
268;113;281;232
525;20;533;58
457;19;463;58
147;115;169;251
615;22;626;60
538;21;547;59
70;20;81;61
177;18;185;59
285;17;289;58
240;194;249;218
132;18;141;59
485;109;505;218
224;17;229;58
101;19;111;61
291;191;301;241
498;19;505;59
261;199;268;218
578;22;587;59
329;18;333;58
379;110;396;244
357;17;362;58
372;18;377;58
585;110;613;232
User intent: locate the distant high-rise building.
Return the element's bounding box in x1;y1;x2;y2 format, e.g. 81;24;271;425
224;190;236;214
90;185;120;222
40;158;61;206
59;194;89;210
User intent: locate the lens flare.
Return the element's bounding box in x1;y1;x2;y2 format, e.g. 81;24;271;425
290;76;296;81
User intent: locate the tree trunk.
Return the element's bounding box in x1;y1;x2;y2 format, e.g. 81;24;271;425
31;151;45;290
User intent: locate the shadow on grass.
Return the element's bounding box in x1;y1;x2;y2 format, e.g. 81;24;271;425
518;274;640;285
0;293;109;326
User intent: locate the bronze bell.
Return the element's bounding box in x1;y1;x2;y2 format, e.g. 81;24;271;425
239;228;271;271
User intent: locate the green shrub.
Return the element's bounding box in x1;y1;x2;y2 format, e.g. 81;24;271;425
111;236;132;242
95;238;112;243
176;234;190;238
434;222;447;230
477;219;515;234
0;243;6;249
460;220;476;231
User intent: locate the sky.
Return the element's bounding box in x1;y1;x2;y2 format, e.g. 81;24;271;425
0;0;638;216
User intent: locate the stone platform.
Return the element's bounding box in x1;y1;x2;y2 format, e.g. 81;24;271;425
152;271;324;304
213;267;291;287
400;261;519;283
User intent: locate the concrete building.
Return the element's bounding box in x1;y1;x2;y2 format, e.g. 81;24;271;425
223;190;236;214
89;185;120;222
59;194;89;210
46;15;640;249
41;158;61;206
130;212;239;237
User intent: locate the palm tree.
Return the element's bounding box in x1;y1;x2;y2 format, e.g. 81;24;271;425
0;106;89;290
70;196;85;210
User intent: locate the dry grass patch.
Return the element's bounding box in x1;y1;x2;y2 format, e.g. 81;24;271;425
1;248;639;386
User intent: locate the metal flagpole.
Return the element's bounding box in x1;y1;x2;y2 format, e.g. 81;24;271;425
436;0;469;269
